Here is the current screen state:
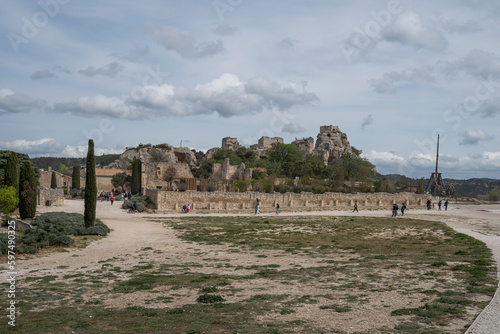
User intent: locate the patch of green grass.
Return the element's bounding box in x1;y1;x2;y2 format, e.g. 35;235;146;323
319;304;352;312
196;294;225;304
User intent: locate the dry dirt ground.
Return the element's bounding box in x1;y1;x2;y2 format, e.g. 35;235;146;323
8;200;500;333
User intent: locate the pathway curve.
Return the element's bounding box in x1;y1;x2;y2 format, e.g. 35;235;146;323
10;200;500;333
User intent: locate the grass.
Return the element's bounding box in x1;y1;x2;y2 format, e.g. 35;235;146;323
9;215;498;333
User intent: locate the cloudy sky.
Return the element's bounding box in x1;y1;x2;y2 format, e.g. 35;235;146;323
1;0;500;179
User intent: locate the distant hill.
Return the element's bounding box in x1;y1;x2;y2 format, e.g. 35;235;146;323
30;155;120;171
378;174;500;198
444;178;500;198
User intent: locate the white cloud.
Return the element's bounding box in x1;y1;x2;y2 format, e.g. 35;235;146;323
61;145;122;158
363;150;407;166
0;138;63;154
154;26;225;59
50;74;318;119
245;77;318;110
53;95;142;119
0;89;46;114
459;129;495;145
383;12;448;51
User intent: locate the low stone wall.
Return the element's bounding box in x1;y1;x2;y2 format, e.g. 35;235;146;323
145;188;431;213
38;188;64;206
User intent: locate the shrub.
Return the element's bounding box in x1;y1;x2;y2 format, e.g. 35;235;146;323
0;186;19;213
206;184;217;192
196;294;225;304
0;212;110;255
122;194;152;212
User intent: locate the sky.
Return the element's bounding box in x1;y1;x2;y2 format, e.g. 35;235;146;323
1;0;500;180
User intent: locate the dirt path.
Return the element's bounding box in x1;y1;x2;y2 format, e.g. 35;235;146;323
10;200;500;333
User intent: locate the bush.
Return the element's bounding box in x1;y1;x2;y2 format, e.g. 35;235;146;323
122;194;152;212
0;186;19;213
196;294;225;304
206;184;217;192
0;212;110;255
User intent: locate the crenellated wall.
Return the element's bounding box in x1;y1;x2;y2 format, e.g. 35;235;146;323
145;188;431;213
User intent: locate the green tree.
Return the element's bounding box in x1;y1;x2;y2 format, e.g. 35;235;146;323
19;161;37;219
51;171;57;188
111;172;131;192
489;186;500;201
131;158;142;195
72;165;80;189
57;163;72;176
266;143;303;177
0;186;19;213
4;151;20;195
84;140;97;228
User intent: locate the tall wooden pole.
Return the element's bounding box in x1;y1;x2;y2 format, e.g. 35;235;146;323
435;134;440;175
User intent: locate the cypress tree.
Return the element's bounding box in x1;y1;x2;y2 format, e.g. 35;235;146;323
50;171;57;188
72;165;80;189
131;158;142;195
84;140;97;228
4;151;20;195
19;161;37;219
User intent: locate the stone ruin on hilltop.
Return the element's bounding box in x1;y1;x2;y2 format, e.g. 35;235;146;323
209;125;359;165
105;125;367;192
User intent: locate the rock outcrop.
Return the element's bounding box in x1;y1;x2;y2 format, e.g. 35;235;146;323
292;126;358;163
107;145;197;169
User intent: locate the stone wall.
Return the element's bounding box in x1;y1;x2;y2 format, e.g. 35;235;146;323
145;188;431;213
38;188;64;206
39;169;72;190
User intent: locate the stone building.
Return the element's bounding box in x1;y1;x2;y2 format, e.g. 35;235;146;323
211;158;252;181
95;169;132;192
221;137;240;151
38;167;72;191
250;136;284;158
142;162;196;191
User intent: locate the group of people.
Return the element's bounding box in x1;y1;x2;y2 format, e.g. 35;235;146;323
391;203;406;217
98;190;133;205
182;204;191;213
426;199;449;210
254;199;280;215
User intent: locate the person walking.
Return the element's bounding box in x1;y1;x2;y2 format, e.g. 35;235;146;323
401;203;406;216
392;203;399;217
276;203;280;214
110;192;114;206
352;200;358;213
444;200;449;211
438;200;442;210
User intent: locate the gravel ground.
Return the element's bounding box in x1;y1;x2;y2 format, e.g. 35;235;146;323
15;200;500;333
